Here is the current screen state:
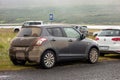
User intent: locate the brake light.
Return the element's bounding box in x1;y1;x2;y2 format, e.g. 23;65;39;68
95;37;99;41
112;38;120;41
35;38;47;46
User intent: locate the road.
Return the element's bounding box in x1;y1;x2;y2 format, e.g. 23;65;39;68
0;60;120;80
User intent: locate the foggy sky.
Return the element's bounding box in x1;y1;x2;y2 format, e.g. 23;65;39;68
0;0;120;8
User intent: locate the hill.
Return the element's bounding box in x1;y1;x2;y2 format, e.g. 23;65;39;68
0;5;120;25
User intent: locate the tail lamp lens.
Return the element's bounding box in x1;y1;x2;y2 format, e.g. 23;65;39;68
95;37;99;41
35;38;47;46
112;38;120;41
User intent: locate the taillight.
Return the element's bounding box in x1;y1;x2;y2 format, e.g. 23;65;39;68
35;38;47;46
95;37;99;41
112;38;120;41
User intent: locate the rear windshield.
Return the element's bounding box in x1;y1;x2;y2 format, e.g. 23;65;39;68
98;29;120;36
17;27;41;37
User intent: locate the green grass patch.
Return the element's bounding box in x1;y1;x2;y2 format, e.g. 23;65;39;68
0;28;34;71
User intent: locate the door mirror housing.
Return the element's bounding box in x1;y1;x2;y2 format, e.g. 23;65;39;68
81;34;86;40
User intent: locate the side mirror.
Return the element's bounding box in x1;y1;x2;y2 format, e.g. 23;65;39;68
81;34;86;40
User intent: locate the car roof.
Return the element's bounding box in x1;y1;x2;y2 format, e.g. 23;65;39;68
74;25;87;27
102;27;120;30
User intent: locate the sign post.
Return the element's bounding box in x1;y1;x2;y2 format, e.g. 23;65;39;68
49;14;54;24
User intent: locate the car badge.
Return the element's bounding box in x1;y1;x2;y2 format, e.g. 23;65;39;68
104;38;106;41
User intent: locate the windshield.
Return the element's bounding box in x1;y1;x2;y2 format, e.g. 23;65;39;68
17;27;41;37
98;29;120;36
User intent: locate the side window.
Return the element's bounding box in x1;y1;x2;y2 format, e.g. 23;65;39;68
47;28;63;37
64;28;80;38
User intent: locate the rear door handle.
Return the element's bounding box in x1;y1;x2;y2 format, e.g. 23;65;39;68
68;39;72;42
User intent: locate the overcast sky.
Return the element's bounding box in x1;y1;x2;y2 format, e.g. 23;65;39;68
0;0;120;8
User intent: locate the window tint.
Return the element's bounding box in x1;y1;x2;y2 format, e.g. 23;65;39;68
64;28;80;38
17;27;41;37
98;29;120;36
29;22;41;25
47;28;63;37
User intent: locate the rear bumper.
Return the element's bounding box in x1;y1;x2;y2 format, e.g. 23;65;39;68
99;44;120;54
9;46;45;63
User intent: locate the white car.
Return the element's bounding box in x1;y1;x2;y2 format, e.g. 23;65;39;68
14;21;43;32
95;28;120;56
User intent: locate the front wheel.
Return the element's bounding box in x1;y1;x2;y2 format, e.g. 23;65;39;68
40;50;56;69
88;48;99;64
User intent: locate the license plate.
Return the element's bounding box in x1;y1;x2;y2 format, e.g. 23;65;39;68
99;46;109;50
15;47;25;50
16;52;25;59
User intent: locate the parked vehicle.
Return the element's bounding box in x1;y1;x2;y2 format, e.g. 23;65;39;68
13;21;43;32
74;25;88;36
9;24;99;69
95;28;120;56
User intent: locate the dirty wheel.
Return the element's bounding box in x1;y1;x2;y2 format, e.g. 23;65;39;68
40;50;56;69
10;56;26;65
88;48;99;63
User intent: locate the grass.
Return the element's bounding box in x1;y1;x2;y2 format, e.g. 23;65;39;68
0;29;15;65
0;28;33;71
0;28;119;71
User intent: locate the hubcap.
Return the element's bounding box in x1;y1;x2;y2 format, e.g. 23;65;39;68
90;49;98;63
44;52;55;68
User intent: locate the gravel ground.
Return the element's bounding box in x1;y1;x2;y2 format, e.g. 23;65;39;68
0;60;120;80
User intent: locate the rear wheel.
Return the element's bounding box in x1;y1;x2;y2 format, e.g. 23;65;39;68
40;50;56;69
10;56;26;65
14;29;19;33
12;60;26;65
88;48;99;63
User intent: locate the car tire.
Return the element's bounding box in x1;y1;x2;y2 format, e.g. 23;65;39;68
40;50;56;69
88;48;99;64
14;29;19;33
10;56;26;65
12;60;26;65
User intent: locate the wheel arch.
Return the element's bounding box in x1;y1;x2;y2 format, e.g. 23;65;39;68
86;45;100;59
40;48;58;62
14;28;20;32
90;45;99;52
87;45;100;63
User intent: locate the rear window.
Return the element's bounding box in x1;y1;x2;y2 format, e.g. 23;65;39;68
98;29;120;36
47;28;63;37
17;27;41;37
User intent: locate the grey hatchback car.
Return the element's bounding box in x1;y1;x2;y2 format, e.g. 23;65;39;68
9;25;99;69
